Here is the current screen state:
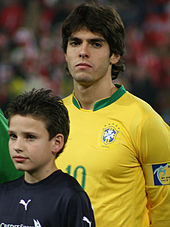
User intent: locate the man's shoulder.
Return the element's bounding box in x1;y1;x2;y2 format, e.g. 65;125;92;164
124;91;157;115
123;91;168;129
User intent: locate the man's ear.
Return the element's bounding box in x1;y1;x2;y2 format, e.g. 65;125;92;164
51;134;64;155
65;54;68;62
110;53;120;65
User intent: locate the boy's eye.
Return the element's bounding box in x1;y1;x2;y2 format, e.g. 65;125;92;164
9;133;17;140
26;134;36;140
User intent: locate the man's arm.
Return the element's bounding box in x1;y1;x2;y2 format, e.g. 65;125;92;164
140;115;170;226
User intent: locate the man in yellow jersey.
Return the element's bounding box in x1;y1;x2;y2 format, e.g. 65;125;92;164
56;2;170;227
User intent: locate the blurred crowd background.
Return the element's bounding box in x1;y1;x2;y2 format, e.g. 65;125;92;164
0;0;169;124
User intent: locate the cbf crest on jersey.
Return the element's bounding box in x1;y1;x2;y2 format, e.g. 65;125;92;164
102;123;119;145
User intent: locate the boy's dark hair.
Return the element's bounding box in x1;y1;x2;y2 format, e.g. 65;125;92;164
6;88;70;157
62;2;125;80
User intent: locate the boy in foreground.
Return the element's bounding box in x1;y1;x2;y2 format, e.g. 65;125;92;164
0;88;95;227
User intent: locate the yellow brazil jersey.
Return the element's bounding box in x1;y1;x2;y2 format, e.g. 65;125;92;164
56;85;170;227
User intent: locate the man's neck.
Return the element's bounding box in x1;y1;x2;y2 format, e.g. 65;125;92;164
73;81;117;110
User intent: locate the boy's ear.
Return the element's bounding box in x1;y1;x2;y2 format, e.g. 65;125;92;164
51;134;64;155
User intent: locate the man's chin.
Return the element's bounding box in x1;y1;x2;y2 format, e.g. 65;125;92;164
74;76;93;86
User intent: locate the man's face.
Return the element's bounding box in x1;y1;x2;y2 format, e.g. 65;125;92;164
8;115;55;179
65;28;119;87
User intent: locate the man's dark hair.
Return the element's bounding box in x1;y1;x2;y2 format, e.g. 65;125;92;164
6;88;70;157
62;2;125;79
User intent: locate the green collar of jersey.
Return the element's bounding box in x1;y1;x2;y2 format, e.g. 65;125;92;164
72;84;126;111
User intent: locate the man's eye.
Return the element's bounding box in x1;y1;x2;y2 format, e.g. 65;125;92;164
92;42;102;48
69;40;80;47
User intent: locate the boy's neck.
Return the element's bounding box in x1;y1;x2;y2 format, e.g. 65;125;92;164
24;166;58;184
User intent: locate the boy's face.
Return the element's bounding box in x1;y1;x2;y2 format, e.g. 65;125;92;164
8;114;58;181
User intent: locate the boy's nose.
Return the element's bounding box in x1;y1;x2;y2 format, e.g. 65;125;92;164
14;138;24;153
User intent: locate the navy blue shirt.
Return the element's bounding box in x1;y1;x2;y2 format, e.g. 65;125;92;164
0;170;95;226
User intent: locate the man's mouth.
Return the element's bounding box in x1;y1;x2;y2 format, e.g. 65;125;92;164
76;63;92;69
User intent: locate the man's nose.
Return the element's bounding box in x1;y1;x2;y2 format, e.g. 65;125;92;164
79;43;89;58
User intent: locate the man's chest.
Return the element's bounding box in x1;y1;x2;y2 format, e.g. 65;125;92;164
57;111;140;189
